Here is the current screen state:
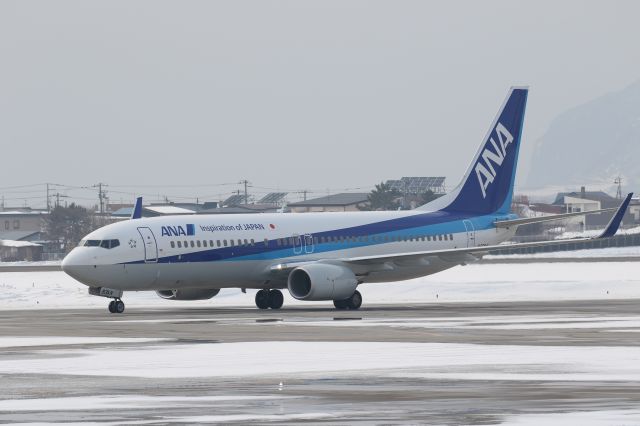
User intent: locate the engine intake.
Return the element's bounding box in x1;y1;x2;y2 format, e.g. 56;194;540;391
156;288;220;301
287;264;357;301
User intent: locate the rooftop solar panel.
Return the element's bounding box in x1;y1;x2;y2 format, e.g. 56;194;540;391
223;194;245;206
385;177;446;194
259;192;288;204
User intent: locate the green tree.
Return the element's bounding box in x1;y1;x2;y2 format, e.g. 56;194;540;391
45;203;97;252
418;190;443;205
361;182;401;211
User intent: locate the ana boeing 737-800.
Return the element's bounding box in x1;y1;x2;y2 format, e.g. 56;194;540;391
61;87;632;314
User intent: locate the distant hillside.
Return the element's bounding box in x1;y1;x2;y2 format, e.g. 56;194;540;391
526;81;640;192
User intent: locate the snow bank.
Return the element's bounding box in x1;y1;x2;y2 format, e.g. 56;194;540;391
2;341;640;381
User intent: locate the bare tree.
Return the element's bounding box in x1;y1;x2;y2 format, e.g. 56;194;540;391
45;203;97;253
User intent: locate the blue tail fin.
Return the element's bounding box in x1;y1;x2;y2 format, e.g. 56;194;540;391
418;87;528;215
130;197;143;220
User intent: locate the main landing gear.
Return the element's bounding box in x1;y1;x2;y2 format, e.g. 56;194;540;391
333;290;362;310
108;299;125;314
255;289;284;310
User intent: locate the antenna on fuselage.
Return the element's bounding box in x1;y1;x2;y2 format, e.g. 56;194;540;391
130;197;143;220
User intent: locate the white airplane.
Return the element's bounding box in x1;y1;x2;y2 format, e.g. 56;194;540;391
62;87;632;314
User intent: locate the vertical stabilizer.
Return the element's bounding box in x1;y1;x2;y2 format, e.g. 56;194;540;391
418;87;528;215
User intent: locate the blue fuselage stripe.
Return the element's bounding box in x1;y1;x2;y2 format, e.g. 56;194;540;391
124;210;512;265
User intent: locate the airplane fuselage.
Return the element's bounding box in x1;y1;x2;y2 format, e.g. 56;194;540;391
62;209;516;292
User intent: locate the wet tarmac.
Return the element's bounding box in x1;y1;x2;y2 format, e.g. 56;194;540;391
2;300;640;424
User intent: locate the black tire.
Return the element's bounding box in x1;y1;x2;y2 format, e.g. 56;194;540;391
268;290;284;310
333;299;348;310
108;301;116;313
346;290;362;310
115;300;125;314
255;289;270;310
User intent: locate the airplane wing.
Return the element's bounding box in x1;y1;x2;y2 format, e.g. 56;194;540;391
342;193;632;267
494;207;617;229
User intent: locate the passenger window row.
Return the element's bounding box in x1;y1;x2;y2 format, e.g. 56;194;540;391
170;239;256;249
311;234;455;244
168;233;456;250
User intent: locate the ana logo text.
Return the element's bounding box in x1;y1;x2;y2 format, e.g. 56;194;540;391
161;224;195;237
475;122;514;199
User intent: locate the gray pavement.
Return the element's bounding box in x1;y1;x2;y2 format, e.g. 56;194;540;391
2;300;640;424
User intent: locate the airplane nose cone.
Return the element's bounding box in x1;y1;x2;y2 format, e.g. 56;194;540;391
61;251;74;274
61;249;88;283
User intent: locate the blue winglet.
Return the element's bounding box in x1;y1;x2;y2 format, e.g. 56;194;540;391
599;193;633;238
130;197;143;220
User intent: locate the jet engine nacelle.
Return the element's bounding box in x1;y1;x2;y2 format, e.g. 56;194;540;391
287;264;358;301
156;288;220;301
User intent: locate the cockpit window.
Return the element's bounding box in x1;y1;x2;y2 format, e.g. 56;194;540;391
82;239;119;249
102;239;119;249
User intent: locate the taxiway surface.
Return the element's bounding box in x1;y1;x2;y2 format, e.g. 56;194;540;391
2;300;640;424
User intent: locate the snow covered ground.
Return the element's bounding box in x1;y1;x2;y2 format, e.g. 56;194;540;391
0;260;638;309
0;260;61;267
2;336;640;424
1;340;640;382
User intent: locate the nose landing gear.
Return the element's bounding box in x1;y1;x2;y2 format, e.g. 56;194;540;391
108;299;125;314
89;287;125;314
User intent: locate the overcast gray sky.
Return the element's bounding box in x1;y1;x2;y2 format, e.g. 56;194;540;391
1;0;639;207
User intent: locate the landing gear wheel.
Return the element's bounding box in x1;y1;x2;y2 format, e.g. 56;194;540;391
255;289;270;310
268;290;284;310
346;290;362;310
333;299;348;310
108;299;125;314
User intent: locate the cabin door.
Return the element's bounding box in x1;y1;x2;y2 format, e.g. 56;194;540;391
292;235;303;254
304;234;314;253
463;220;476;248
137;227;158;263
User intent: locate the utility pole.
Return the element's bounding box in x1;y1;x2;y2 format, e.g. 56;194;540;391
239;180;251;205
54;193;69;208
294;190;308;201
46;183;50;212
614;177;623;200
93;183;108;215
